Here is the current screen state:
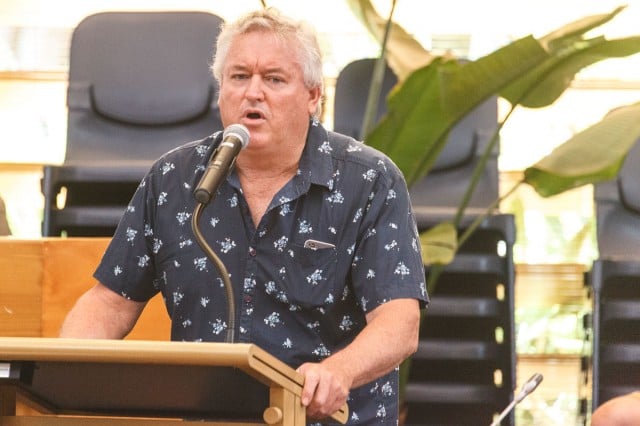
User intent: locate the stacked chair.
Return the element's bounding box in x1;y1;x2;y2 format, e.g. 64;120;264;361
41;11;224;236
334;58;516;425
584;136;640;416
407;214;516;426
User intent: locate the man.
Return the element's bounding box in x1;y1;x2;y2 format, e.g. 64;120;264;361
591;392;640;426
60;8;427;424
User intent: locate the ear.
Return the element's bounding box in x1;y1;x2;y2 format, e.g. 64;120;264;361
307;86;322;116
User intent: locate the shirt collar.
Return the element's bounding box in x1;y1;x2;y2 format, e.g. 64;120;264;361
297;119;334;190
225;119;335;193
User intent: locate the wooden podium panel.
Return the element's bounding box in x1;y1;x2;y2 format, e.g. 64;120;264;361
0;338;348;425
0;238;169;340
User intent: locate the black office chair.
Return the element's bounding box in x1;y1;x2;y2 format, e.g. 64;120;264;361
333;58;399;141
584;136;640;416
404;214;517;426
333;58;500;224
593;136;640;259
41;11;224;236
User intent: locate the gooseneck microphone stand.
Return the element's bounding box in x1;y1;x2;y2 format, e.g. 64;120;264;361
191;202;235;343
190;124;249;344
489;373;544;426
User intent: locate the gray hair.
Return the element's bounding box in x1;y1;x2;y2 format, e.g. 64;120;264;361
212;8;324;100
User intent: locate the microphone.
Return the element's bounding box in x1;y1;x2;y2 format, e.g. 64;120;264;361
194;124;250;205
489;373;543;426
515;373;543;402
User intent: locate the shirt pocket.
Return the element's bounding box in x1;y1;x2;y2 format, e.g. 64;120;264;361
270;243;338;310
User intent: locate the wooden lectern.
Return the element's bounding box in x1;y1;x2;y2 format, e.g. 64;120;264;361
0;337;348;426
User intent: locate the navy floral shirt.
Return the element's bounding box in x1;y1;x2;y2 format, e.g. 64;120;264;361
95;119;428;425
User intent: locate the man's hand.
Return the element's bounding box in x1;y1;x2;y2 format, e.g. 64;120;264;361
294;299;420;420
296;361;351;419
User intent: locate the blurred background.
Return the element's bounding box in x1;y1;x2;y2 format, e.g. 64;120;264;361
2;1;640;424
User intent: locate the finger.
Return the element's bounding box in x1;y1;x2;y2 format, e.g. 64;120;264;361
297;365;319;407
307;373;346;419
306;376;330;417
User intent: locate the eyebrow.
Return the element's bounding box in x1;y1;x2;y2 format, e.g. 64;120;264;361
226;63;290;76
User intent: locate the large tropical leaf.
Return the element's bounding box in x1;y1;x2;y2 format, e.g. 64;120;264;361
366;5;640;189
345;0;433;80
525;102;640;197
499;5;630;108
420;221;457;266
540;5;626;50
502;36;640;108
367;36;548;185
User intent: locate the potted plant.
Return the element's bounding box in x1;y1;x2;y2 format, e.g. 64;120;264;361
346;1;640;420
349;0;640;275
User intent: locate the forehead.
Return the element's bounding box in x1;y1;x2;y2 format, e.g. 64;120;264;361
224;31;302;71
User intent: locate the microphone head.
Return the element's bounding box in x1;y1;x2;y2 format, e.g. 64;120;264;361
223;124;250;148
529;373;544;390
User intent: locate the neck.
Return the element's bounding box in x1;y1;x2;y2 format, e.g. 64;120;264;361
235;149;301;227
236;138;305;180
236;154;300;181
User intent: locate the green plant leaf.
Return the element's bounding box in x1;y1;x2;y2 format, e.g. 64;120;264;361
420;221;458;266
540;5;626;50
494;6;638;108
367;36;549;186
524;102;640;197
366;6;640;189
502;36;640;108
345;0;433;80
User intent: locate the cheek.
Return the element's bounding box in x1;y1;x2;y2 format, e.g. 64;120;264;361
218;85;239;105
217;91;239;123
218;88;232;105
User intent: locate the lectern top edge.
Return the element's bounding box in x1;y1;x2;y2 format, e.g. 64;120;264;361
0;337;348;424
0;337;258;367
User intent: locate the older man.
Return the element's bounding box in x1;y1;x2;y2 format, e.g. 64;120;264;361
60;8;427;424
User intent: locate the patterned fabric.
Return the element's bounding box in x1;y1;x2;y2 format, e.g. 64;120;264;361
95;119;428;424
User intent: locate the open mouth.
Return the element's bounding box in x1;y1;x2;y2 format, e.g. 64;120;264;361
244;109;265;120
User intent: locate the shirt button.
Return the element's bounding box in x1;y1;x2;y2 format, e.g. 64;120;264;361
249;247;257;256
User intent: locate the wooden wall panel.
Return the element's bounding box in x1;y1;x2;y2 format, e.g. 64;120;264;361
40;238;109;337
0;239;43;336
0;238;169;340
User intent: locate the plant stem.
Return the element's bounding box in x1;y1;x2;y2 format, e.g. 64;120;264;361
360;0;397;140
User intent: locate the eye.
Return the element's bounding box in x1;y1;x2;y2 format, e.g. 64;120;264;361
266;75;284;84
230;73;249;81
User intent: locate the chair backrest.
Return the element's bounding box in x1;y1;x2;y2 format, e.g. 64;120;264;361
587;259;640;414
593;136;640;259
332;58;499;218
41;11;223;237
406;214;517;426
585;115;640;418
333;58;399;141
66;11;223;163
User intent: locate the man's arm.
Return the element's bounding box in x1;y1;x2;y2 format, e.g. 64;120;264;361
591;393;640;426
59;282;146;339
297;298;421;419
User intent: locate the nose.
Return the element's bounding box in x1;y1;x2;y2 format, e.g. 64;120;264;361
245;75;264;101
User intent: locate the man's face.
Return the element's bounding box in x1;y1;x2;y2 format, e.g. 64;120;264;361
218;31;321;152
